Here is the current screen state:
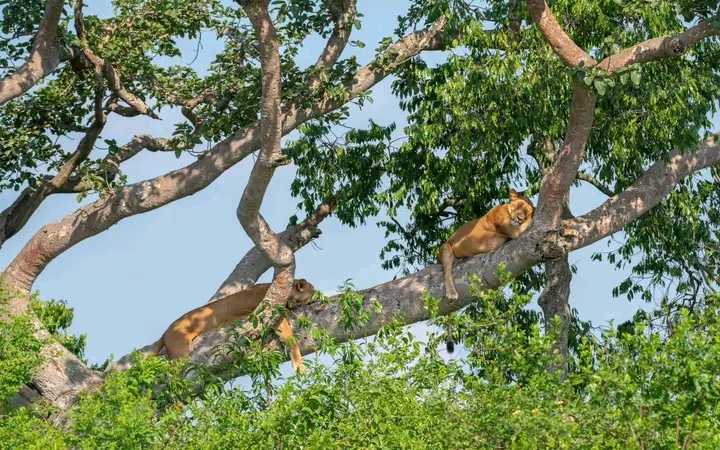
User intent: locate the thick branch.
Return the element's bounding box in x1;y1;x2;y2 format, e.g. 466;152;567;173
178;225;563;370
535;86;597;224
236;1;292;265
596;16;720;73
234;0;298;337
0;0;66;106
526;0;595;67
568;134;720;250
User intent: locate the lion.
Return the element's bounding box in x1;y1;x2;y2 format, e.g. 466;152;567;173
151;279;317;373
437;189;535;352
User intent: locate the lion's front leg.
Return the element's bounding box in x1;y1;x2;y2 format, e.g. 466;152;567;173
277;317;306;373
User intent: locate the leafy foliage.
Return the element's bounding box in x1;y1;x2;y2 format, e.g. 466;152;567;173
29;294;111;371
3;281;720;448
0;281;44;407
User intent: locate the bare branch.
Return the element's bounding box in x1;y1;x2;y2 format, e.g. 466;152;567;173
233;0;298;339
576;171;615;197
525;0;595;67
74;0;159;119
568;133;720;250
236;0;293;268
0;0;66;106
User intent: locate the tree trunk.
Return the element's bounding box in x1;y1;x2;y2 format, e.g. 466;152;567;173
537;257;572;376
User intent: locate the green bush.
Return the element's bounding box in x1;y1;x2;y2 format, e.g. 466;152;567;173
2;278;719;448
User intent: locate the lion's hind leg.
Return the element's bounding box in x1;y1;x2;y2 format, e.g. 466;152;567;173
164;330;193;360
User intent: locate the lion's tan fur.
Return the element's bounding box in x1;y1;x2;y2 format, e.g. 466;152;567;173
438;189;535;300
152;279;316;373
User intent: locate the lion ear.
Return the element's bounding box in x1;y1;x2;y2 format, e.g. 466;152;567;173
295;279;306;291
509;188;519;200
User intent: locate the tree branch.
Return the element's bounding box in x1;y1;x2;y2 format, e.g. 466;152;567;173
576;171;615;197
525;0;595;67
309;0;357;89
567;134;720;250
208;197;336;302
235;0;296;320
0;0;66;106
535;86;597;225
524;3;598;224
595;15;720;73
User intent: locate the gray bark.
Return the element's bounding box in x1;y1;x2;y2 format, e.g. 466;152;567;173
537;258;572;375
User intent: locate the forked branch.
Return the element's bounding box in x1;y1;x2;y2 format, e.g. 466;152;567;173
209;196;336;302
236;0;296;312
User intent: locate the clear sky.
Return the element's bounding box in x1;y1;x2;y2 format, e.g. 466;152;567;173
0;0;716;374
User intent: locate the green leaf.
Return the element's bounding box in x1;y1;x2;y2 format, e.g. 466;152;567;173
593;78;607;96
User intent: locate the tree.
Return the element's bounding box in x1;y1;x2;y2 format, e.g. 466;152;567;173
0;0;718;423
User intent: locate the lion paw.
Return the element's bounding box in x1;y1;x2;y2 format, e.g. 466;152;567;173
445;290;459;301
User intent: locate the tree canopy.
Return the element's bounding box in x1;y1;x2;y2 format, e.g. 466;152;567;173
0;0;719;444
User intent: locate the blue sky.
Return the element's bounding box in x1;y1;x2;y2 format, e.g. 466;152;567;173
0;0;716;373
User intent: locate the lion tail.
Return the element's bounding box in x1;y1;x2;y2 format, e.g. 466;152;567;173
151;337;164;356
445;321;455;353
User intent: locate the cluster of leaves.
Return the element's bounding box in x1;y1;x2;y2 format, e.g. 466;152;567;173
3;279;720;448
29;294;111;371
0;281;115;408
0;0;370;200
0;281;44;406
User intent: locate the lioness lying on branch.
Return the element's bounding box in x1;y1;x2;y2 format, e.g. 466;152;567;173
437;189;535;352
152;279;317;373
